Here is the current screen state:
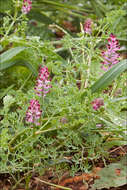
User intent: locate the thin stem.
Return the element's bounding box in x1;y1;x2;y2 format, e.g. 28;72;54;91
49;24;69;35
80;39;86;90
34;177;72;190
19;72;32;90
9;128;31;148
84;53;91;88
12;171;32;190
69;47;78;64
35;112;57;134
11;133;34;151
9;113;58;151
35;127;58;135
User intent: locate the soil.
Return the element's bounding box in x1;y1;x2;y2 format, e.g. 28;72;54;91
0;145;127;190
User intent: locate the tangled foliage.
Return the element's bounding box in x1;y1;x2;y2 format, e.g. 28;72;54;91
0;0;127;179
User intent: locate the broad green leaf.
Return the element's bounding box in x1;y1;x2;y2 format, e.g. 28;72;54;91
91;59;127;93
0;47;26;64
0;59;38;76
0;59;18;70
35;0;91;12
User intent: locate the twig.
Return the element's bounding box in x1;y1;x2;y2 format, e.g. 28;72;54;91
109;146;126;154
34;177;72;190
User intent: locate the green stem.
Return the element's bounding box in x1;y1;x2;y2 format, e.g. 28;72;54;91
12;171;32;190
8;128;32;151
10;127;59;151
84;53;91;88
9;112;58;151
1;2;18;43
49;24;69;35
19;72;32;90
36;112;57;133
69;47;78;64
11;133;34;151
81;38;86;90
35;127;58;135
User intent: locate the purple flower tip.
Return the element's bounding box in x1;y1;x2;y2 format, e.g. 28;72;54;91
101;33;120;71
35;66;52;97
91;98;104;111
22;0;32;14
25;99;42;126
84;18;92;34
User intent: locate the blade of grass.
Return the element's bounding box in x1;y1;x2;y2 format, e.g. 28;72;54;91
0;47;26;63
91;59;127;93
0;84;15;99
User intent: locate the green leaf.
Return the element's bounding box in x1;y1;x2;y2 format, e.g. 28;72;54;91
3;94;15;108
35;0;91;12
106;112;126;127
0;0;13;13
0;59;17;70
104;140;127;148
0;59;38;76
111;96;127;102
91;156;127;190
91;59;127;93
21;60;38;76
28;10;53;24
0;47;26;64
90;0;104;17
0;84;15;99
118;38;127;42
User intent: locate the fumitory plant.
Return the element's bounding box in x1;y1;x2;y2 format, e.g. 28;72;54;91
0;0;126;182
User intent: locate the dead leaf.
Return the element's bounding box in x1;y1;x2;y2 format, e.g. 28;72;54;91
115;169;121;176
90;156;127;190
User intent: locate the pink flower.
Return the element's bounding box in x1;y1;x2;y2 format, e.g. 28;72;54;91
26;99;42;126
34;66;52;97
91;98;104;111
101;34;120;71
22;0;32;14
84;18;92;34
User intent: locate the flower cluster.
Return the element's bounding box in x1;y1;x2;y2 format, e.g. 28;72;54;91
34;66;52;97
84;18;92;34
91;98;104;111
25;66;51;125
26;99;42;126
101;34;120;71
22;0;32;14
